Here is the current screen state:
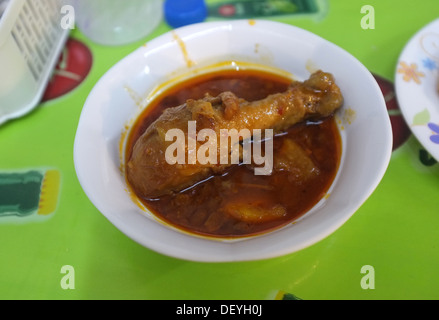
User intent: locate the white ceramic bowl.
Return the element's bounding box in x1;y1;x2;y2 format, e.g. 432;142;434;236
74;20;392;262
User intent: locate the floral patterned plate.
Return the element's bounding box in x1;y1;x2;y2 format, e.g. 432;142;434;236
395;18;439;161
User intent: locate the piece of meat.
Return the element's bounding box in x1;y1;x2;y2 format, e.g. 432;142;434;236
273;138;319;181
223;202;287;223
126;70;343;199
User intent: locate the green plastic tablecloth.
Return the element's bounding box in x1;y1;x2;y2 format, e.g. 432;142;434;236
0;0;438;300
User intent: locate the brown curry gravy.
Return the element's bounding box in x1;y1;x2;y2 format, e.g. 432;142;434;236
126;68;342;238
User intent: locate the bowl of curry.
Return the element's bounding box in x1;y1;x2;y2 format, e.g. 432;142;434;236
74;20;392;262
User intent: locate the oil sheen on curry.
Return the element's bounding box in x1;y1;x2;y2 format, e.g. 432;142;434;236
125;65;343;238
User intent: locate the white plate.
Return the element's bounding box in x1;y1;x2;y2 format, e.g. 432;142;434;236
74;20;392;262
395;18;439;161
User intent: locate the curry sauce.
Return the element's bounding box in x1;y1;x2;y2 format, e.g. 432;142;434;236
126;68;342;238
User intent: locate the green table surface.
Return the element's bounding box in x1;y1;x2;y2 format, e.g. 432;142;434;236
1;0;439;300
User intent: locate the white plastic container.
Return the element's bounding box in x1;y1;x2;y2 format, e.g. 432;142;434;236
0;0;70;125
74;0;163;46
